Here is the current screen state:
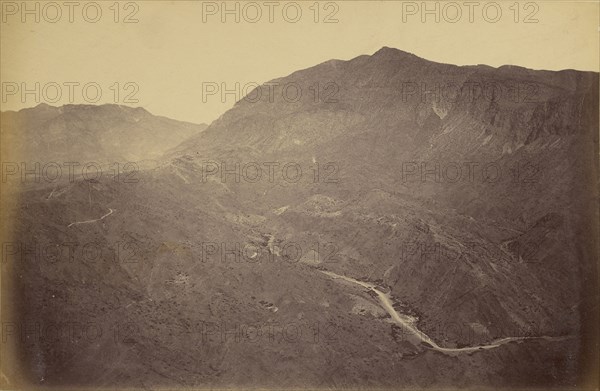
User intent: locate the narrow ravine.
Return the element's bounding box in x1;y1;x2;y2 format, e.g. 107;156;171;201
320;270;572;356
67;208;115;228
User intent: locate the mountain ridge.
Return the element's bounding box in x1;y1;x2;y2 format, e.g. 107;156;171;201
0;103;208;164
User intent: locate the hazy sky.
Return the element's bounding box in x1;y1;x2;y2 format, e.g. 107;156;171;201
1;0;598;124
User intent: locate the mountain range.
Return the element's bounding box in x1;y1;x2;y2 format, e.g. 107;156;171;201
1;47;598;389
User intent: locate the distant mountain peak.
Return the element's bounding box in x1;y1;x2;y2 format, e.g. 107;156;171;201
372;46;419;59
2;103;207;163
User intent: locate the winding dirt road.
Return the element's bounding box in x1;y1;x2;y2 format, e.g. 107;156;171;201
320;270;572;356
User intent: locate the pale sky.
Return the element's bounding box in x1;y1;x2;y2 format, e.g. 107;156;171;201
1;0;598;124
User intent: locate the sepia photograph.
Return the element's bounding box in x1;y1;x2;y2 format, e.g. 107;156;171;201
0;1;598;390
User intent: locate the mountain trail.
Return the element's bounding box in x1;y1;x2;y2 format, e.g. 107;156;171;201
67;208;115;228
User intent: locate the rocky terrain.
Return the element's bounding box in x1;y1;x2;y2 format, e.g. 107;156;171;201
1;47;598;389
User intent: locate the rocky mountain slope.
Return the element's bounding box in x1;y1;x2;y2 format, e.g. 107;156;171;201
168;45;598;349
